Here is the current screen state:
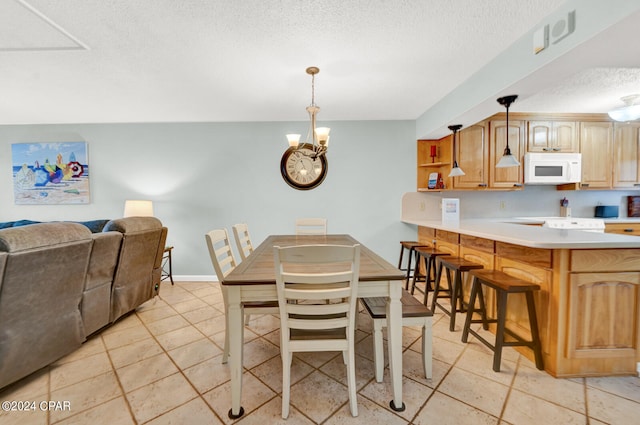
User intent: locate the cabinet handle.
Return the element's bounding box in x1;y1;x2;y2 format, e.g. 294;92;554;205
581;183;590;187
624;228;634;233
542;147;550;152
634;183;640;187
513;183;523;187
552;148;561;151
478;183;488;187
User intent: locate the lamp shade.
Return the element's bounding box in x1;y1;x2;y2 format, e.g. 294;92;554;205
123;200;154;217
608;104;640;122
496;154;521;168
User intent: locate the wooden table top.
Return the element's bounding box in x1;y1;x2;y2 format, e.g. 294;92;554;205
222;234;405;285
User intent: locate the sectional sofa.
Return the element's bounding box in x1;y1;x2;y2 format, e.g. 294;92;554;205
0;217;167;389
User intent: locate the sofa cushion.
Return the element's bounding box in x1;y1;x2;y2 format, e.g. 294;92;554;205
0;222;91;253
104;217;162;233
76;219;110;233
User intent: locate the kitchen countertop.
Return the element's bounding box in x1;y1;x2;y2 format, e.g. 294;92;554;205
402;218;640;249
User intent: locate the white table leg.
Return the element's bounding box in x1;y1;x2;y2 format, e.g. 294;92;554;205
386;280;404;411
226;287;245;419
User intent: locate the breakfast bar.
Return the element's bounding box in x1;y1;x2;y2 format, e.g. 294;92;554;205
402;217;640;378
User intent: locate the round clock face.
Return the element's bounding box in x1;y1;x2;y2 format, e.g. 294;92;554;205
280;143;328;190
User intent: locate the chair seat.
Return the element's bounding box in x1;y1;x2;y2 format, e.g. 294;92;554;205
361;289;433;319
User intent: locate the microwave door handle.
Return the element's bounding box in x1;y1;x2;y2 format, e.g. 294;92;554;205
566;162;571;180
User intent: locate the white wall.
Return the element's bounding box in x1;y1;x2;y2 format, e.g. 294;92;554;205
0;120;418;277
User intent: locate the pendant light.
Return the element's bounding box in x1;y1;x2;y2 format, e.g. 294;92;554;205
448;124;465;177
496;95;520;168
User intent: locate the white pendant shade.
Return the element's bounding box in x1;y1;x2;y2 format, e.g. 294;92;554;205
608;104;640;122
496;154;521;168
448;166;465;177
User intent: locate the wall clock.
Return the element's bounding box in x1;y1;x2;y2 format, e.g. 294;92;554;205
280;143;328;190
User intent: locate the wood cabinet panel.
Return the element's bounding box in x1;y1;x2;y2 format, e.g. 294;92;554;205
604;223;640;236
460;234;495;253
489;120;525;188
580;122;613;189
436;229;459;244
495;242;552;269
434;240;458;257
570;249;640;272
418;226;436;245
567;273;640;359
417;138;451;191
613;123;640;188
527;121;578;152
452;123;488;189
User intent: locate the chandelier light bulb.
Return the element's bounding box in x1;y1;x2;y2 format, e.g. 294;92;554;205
286;134;301;148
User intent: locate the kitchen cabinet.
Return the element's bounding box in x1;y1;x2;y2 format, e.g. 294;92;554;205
604;223;640;235
489;119;525;189
452;122;488;189
527;121;578;152
579;122;613;189
613;122;640;189
417;137;451;191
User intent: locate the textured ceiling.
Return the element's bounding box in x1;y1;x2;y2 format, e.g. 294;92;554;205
0;0;637;128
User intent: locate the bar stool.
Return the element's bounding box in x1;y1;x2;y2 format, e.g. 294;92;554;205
432;257;483;331
461;269;544;372
410;247;449;305
398;241;429;290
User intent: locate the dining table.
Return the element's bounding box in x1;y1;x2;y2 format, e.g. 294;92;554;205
221;234;407;419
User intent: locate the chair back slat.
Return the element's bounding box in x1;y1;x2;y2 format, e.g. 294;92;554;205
295;218;327;235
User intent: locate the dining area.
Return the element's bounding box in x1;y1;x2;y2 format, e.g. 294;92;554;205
205;220;411;420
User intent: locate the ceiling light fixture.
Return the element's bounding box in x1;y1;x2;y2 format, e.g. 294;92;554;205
496;95;520;168
285;67;330;158
447;124;465;177
608;94;640;122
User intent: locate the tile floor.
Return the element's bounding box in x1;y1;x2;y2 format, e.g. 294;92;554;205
1;281;638;425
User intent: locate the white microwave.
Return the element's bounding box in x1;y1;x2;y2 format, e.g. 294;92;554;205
524;152;582;184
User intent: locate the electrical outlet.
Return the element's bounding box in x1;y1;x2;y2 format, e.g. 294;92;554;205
499;200;506;210
419;201;426;211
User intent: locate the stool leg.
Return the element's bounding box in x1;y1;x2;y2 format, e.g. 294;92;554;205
525;292;544;370
461;277;480;343
493;290;508;372
422;256;434;305
446;268;456;331
410;251;422;295
476;284;489;330
168;249;174;285
397;245;404;269
430;261;444;311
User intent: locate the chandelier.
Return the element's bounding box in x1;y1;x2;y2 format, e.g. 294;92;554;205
286;67;330;158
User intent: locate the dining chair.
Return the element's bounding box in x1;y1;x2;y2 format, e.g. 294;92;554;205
294;218;327;235
205;228;278;364
232;223;253;261
273;243;361;418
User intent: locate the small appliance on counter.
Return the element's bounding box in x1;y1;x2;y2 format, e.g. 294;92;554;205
595;205;619;218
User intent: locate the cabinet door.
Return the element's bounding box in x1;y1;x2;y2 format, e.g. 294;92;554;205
452;122;488;189
527;121;552;152
613;123;640;188
580;122;613;189
553;122;578;152
489;120;524;188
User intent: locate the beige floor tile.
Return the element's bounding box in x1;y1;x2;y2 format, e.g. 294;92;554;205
245;314;281;336
192;316;227;338
145;314;191;336
438;367;509;417
135;297;169;313
101;323;152;350
136;305;178;324
586;375;640;403
0;368;49;401
359;375;432;422
170;297;210;314
288;370;349;424
167;337;222;370
154;324;205;351
413;391;499;425
49;371;122;423
52;396;134;425
108;337;164;369
116;352;178;393
294;350;340;369
321;353;375;391
455;346;516;386
182;355;230;394
324;395;409;424
50;352;113;391
144;397;224;425
100;314;143;336
189;287;220;299
502;389;586;425
0;406;47;425
234;397;315;425
242;338;280;369
54;335;106;365
513;362;585;413
126;373;198;424
181;306;223;324
202;373;276;425
251;356;314;394
587;385;640;424
430;335;466;365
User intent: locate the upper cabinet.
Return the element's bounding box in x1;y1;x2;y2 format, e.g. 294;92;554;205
579;122;613;189
417;136;451;191
451;122;489;189
489;119;525;189
613;122;640;189
527;121;578;152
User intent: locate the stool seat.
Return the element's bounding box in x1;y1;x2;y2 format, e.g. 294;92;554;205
431;256;484;331
410;248;449;304
397;241;430;291
462;269;544;372
361;289;433;382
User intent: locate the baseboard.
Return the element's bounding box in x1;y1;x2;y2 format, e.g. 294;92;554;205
171;275;218;282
